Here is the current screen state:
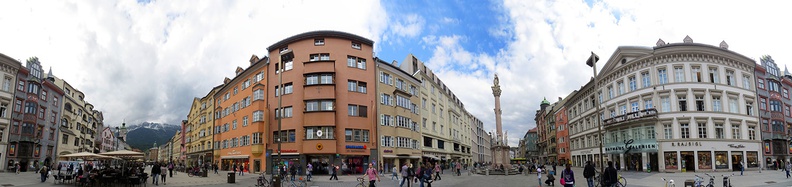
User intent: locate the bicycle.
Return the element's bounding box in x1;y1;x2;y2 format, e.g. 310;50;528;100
255;173;270;187
288;176;306;187
616;173;626;187
355;177;366;187
722;174;734;187
704;173;716;187
693;175;704;187
662;177;675;187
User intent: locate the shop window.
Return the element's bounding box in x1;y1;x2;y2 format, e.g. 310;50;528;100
715;151;728;169
664;152;677;170
747;151;758;168
698;151;712;170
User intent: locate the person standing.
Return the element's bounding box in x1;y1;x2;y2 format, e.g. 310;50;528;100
583;161;595;187
363;163;381;187
329;164;339;180
536;166;543;187
213;163;218;174
391;165;398;180
455;162;461;176
786;161;791;178
168;162;174;177
307;163;313;182
161;164;167;185
39;165;48;182
561;164;575;187
240;164;245;176
151;163;162;186
739;161;744;176
603;161;617;187
433;163;441;180
400;163;410;187
289;164;297;181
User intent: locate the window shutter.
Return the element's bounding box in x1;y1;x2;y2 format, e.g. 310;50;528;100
380;114;384;125
381;136;385;146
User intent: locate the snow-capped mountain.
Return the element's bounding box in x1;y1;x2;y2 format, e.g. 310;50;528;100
125;122;180;151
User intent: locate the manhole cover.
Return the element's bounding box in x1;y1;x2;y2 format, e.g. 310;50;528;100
766;181;776;184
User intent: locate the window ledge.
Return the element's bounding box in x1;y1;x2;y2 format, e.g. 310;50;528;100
304;59;335;64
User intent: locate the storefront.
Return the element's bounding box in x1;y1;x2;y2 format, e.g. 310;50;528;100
571;148;602;168
381;148;421;173
605;137;658;172
660;141;761;172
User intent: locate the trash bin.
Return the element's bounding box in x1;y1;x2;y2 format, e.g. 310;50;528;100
272;176;281;187
227;172;235;183
683;179;694;187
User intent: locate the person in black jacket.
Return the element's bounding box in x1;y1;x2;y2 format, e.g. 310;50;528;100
151;163;162;186
602;161;617;187
583;161;596;187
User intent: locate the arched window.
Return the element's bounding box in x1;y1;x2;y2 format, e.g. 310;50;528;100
64;103;72;112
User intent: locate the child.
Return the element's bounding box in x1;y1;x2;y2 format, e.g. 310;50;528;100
545;172;555;186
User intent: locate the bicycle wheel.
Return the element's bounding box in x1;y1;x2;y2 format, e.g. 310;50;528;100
299;180;307;187
618;177;627;187
355;183;365;187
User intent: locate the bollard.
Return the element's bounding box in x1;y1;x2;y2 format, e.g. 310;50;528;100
505;169;509;176
485;169;489;176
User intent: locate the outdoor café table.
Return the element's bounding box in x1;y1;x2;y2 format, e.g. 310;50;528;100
100;175;114;187
128;175;140;187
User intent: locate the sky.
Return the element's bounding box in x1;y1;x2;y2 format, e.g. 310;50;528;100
1;0;791;146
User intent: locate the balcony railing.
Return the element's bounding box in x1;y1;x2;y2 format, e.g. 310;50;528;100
603;108;658;126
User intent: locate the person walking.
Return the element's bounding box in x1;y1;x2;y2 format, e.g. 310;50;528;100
455;162;461;176
329;164;339;180
307;163;313;182
391;165;398;180
39;165;48;182
422;164;434;187
240;164;245;176
433;163;441;180
213;163;218;174
603;161;618;187
561;164;575;187
363;163;381;187
739;161;744;176
583;161;595;187
168;162;174;177
537;166;543;187
786;161;791;178
400;163;410;187
161;164;167;185
289;164;297;181
151;163;162;186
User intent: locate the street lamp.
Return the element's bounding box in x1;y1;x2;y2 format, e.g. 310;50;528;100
115;127;119;151
585;51;603;182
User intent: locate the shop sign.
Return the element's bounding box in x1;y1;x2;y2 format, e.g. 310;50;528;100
605;139;657;154
384;150;393;153
317;143;323;150
765;143;771;154
229;150;241;155
671;142;701;147
346;145;366;149
728;144;745;149
281;149;298;153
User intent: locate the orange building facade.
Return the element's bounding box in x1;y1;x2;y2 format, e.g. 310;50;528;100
265;31;377;175
213;55;270;173
555;104;570;164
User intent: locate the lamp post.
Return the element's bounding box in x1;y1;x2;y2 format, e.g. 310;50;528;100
115;127;119;151
275;49;288;183
585;51;603;181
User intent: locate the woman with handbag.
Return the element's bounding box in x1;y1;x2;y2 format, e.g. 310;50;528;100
560;164;575;187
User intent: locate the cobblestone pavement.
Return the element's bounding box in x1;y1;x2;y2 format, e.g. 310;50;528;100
6;167;792;187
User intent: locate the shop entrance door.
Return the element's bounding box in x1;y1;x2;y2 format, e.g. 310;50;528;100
681;152;695;172
254;159;261;173
731;152;743;171
649;153;659;172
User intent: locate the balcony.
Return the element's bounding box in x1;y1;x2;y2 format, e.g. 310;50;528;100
251;144;264;155
303;60;335;74
603;109;658;127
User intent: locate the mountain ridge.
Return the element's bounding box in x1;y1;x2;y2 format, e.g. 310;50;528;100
125;122;180;151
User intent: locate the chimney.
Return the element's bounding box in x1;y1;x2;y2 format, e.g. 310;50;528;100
249;55;260;65
558;97;562;101
224;77;231;84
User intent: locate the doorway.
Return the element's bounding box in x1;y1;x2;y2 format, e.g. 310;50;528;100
20;160;29;172
254;159;261;173
649;153;659;172
681;151;695;172
731;152;743;171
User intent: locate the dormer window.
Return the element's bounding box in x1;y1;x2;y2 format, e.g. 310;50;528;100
352;42;361;50
314;38;325;46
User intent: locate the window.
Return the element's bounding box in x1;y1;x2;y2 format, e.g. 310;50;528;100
712;96;721;112
698;124;707;138
38;107;45;119
396;95;411;109
275;107;292;118
646;126;655;139
617;81;624;95
273;130;296;143
253;110;264;121
620;105;627;114
680;123;690;138
252;132;262;144
644;99;653;109
348;105;367;117
760;98;767;110
715;124;724;139
41;90;47;101
352;42;361;50
306;126;335;140
678;96;687;111
692;66;701;82
306;100;334;112
345;129;369;142
674;66;685;82
233;87;238;95
253;89;264;100
348;80;367;93
380;115;394;126
2;77;10;91
758;79;765;89
24;102;36;114
695;96;704;111
346;56;366;69
607;86;613;99
732;125;741;139
661;96;670;112
786;105;791;117
314;38;325;45
747;102;754;116
770;100;782;112
729;98;739;113
657;69;668;84
709;67;719;83
242;116;248;127
380;93;393;106
382;136;394;147
748;126;756;140
642;72;651;87
743;75;751;89
631;101;639;112
275;83;294;96
629;76;637;91
726;70;734;86
17;80;24;91
379;72;393;85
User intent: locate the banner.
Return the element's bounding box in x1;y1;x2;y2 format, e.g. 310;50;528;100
765;142;771;154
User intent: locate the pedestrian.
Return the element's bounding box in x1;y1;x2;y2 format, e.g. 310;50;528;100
39;165;49;182
14;163;20;175
161;164;167;185
415;163;424;187
739;161;744;176
233;163;238;176
399;163;410;187
151;163;161;186
289;164;297;181
240;164;245;176
583;161;595;187
603;161;618;187
422;164;434;187
307;163;313;182
329;164;339;180
433;163;441;180
561;164;575;187
537;166;543;187
168;162;174;177
455;162;461;176
363;163;381;187
391;165;398;180
786;161;791;178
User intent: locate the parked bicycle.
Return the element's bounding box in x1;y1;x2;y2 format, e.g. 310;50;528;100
255;173;270;187
693;175;704;187
722;174;734;187
616;173;627;187
287;176;306;187
355;177;366;187
704;173;716;187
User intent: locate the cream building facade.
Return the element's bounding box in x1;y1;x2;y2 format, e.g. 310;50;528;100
568;37;761;172
0;53;21;171
185;86;219;167
51;75;104;160
376;58;422;172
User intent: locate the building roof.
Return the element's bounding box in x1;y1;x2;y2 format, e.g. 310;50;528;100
266;30;374;52
540;97;550;105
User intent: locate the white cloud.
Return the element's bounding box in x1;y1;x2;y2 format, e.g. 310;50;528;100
390;13;424;38
0;0;388;126
418;0;792;146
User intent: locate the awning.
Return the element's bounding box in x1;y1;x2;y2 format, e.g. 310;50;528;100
383;155;422;159
268;153;299;156
220;155;250;159
422;155;439;160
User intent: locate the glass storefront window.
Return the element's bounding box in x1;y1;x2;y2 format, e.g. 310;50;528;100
715;151;728;169
664;152;678;170
698;151;712;170
747;151;758;168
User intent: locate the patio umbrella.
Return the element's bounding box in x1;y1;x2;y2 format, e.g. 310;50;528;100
62;152;106;159
99;150;145;157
